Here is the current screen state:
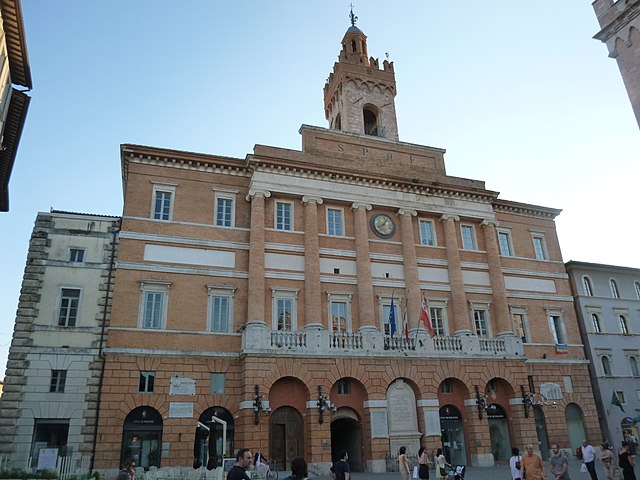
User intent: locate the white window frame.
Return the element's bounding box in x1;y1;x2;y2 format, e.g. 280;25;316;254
471;302;491;337
50;369;67;393
272;288;298;331
207;285;236;333
546;308;567;344
497;228;514;257
138;280;170;329
582;276;594;296
610;278;620;299
601;355;612;376
69;248;85;263
138;371;155;393
151;182;177;221
57;287;82;327
214;189;238;228
419;219;437;246
426;298;449;336
327;292;353;334
619;314;630;334
635;281;640;300
510;305;530;343
460;224;477;250
591;313;602;333
531;231;548;260
326;207;345;237
379;295;401;336
275;200;294;231
629;356;640;377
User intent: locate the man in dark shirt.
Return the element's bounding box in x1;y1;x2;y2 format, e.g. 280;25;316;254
228;448;253;480
331;450;350;480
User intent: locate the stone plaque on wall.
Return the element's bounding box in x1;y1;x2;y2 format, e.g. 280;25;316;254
169;402;193;418
169;375;196;396
424;410;441;436
371;410;389;438
387;380;418;434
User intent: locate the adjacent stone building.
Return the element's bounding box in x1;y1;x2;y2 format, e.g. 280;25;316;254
593;0;640;128
0;211;120;470
92;16;600;473
566;261;640;448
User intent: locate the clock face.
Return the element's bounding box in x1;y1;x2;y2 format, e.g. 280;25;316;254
371;213;396;238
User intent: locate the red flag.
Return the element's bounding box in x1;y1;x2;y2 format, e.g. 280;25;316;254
402;301;409;341
421;298;436;338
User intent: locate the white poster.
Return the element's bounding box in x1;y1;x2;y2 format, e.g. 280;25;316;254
37;448;58;470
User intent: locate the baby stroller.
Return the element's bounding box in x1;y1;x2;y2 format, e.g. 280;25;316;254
446;465;465;480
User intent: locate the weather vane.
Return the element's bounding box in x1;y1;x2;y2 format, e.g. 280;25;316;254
349;4;358;27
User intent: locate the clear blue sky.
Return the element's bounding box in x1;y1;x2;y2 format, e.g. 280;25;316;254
1;1;638;377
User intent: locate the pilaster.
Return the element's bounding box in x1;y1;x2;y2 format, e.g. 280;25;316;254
246;189;270;325
440;215;471;336
352;202;377;332
398;209;420;328
303;196;323;330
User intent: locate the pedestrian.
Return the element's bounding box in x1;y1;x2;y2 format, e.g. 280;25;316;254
550;443;570;480
418;446;431;480
582;440;599;480
399;446;410;480
435;448;451;480
599;442;616;480
618;441;637;480
228;448;253;480
331;450;350;480
510;447;523;480
521;444;546;480
116;460;134;480
288;457;308;480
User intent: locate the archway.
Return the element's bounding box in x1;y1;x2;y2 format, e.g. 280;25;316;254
197;407;234;468
534;406;550;460
565;403;586;453
439;405;467;466
330;408;363;471
488;404;512;462
269;406;304;471
120;406;163;469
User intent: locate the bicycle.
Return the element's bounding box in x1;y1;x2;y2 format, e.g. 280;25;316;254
251;460;278;480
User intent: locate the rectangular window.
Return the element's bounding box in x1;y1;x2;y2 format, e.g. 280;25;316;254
337;379;351;395
211;373;225;395
138;371;155;393
616;391;626;404
275;201;293;231
461;225;477;250
276;298;293;331
512;312;528;343
532;235;547;260
69;248;85;263
498;231;513;256
142;291;164;329
50;370;67;393
473;309;489;337
58;288;81;327
382;300;400;335
331;301;348;333
419;220;436;246
430;307;445;337
210;296;230;332
548;314;566;344
215;197;233;227
441;379;453;393
153;190;173;221
327;208;344;236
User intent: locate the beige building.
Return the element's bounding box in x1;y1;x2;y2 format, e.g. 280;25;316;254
93;16;600;474
593;0;640;128
0;211;120;470
0;0;31;212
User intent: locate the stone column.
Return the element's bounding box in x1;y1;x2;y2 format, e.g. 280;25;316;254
398;209;421;330
481;220;513;337
246;189;270;325
303;196;323;330
352;202;377;332
440;215;472;335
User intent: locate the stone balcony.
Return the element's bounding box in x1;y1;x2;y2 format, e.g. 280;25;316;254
242;321;524;358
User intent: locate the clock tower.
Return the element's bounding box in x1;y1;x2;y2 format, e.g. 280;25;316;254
323;8;399;141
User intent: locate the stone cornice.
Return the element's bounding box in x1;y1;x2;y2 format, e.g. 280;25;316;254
593;1;640;43
493;199;562;220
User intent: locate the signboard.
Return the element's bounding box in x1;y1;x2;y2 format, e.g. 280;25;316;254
37;448;58;470
168;402;194;418
169;376;196;396
223;458;235;472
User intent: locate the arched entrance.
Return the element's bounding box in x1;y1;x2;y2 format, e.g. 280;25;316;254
534;406;550;460
197;407;234;468
488;404;512;462
120;406;163;469
439;405;467;466
269;407;303;471
330;408;363;471
565;403;586;453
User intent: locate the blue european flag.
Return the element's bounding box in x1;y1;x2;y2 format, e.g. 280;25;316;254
389;296;396;337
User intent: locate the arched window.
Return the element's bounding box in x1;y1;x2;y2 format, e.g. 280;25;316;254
635;281;640;300
602;356;612;376
610;279;620;299
630;357;639;377
619;315;629;334
334;113;341;131
363;107;379;136
582;276;594;296
591;313;601;333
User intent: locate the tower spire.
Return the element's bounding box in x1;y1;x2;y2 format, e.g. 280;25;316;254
349;4;358;27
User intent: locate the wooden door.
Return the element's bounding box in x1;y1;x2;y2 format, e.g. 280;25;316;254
269;407;303;471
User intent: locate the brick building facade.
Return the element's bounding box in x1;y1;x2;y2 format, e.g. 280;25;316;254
91;17;600;473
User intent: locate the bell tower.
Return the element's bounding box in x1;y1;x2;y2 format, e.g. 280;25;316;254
324;8;399;141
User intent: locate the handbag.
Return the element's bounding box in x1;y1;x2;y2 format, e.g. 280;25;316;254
413;465;419;479
439;467;447;477
580;463;588;473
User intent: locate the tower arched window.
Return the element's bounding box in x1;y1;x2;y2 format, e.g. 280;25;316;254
351;39;357;53
583;276;593;296
610;279;620;299
630;356;639;377
602;356;611;376
591;313;601;333
334;113;341;131
363;107;379;136
635;281;640;300
619;314;629;334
